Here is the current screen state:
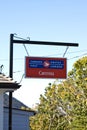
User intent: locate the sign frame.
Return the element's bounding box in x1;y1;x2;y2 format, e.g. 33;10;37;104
25;56;67;79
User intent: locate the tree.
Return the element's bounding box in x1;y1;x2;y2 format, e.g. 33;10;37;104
30;56;87;130
68;56;87;89
30;83;71;130
68;56;87;129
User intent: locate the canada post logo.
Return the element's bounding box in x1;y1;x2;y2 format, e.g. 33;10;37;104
25;57;67;79
43;61;50;68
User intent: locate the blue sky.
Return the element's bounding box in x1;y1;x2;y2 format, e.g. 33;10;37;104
0;0;87;107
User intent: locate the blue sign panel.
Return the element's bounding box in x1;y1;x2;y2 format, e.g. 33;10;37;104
29;59;64;69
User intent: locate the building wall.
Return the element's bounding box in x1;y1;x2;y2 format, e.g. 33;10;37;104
0;93;3;130
3;107;35;130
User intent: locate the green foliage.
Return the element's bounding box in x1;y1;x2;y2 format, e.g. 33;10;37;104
68;56;87;86
30;56;87;130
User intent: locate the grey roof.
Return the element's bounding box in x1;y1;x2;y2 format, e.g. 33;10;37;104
4;94;29;109
0;73;21;91
0;73;16;83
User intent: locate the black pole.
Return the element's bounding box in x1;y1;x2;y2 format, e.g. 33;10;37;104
13;39;79;47
9;34;13;78
9;34;14;130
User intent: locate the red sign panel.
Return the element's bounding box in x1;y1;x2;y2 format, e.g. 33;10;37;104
25;57;67;79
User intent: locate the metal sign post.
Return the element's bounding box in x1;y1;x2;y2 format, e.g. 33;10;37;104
9;33;79;130
9;34;14;130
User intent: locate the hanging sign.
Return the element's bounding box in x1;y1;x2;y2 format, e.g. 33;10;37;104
25;57;67;78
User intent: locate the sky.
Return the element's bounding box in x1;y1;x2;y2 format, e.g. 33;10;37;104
0;0;87;107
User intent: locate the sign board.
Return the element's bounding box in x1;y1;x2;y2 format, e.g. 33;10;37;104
25;57;67;78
